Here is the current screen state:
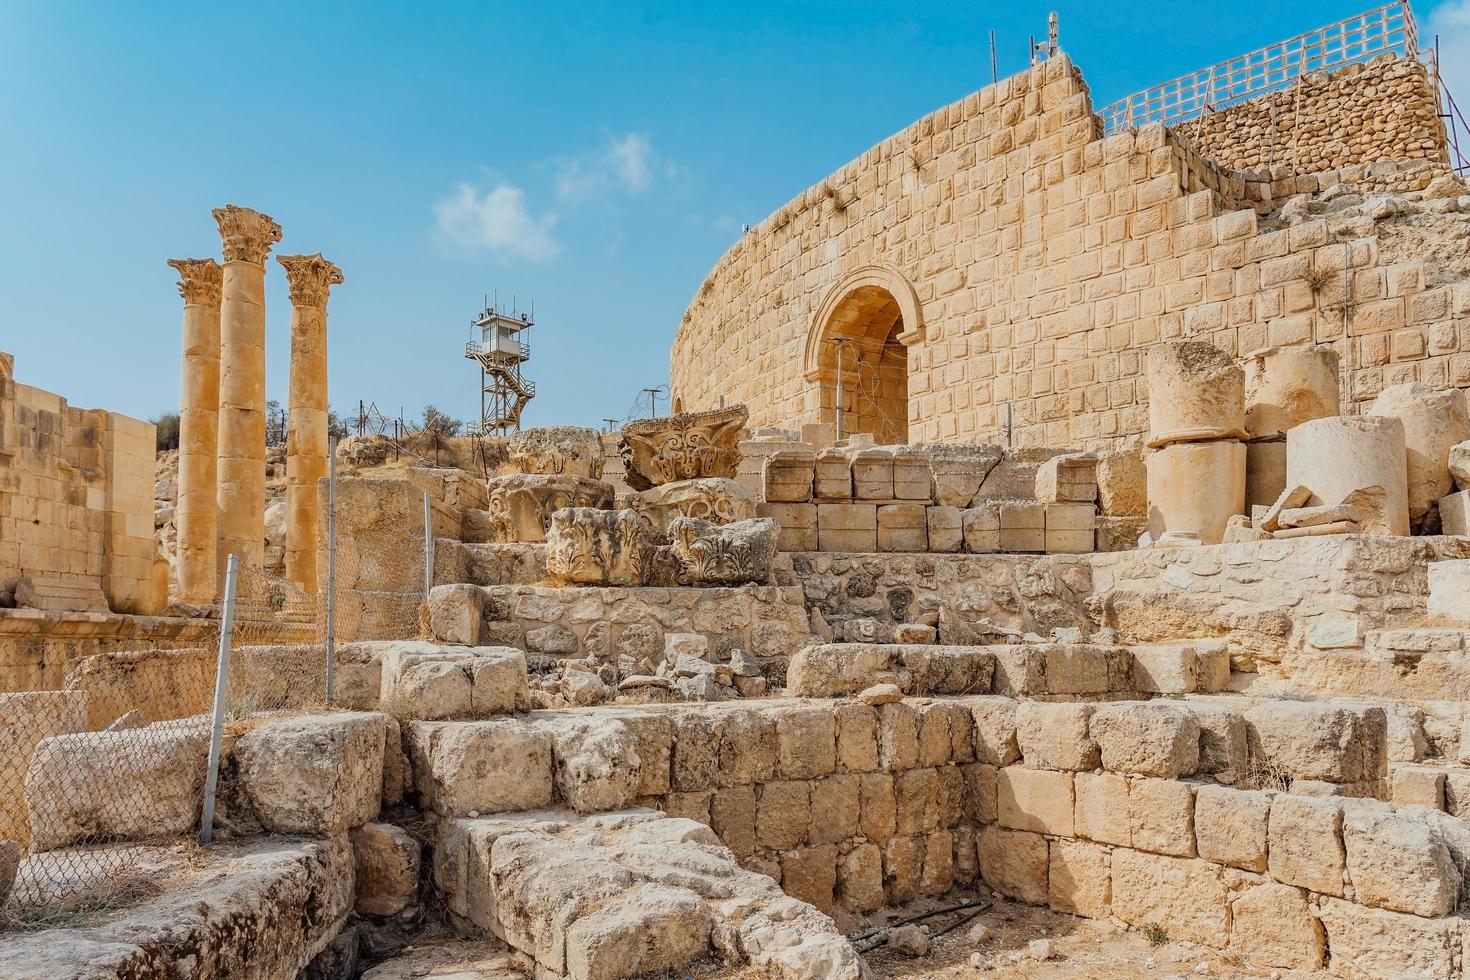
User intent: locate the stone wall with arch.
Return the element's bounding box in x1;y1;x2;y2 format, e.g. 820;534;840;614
669;52;1462;450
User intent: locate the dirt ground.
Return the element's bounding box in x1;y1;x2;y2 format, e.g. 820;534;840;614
710;890;1328;980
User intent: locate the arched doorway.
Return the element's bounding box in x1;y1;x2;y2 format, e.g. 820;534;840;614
804;265;923;445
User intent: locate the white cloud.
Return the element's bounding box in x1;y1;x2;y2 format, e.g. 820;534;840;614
554;131;658;203
434;182;558;261
1429;0;1470;119
609;133;653;192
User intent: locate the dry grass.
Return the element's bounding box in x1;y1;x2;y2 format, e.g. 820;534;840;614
1;866;164;932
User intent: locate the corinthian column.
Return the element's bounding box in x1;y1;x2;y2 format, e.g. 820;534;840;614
212;204;282;578
277;253;343;595
167;258;224;603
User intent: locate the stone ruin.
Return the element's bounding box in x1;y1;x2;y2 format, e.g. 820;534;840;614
8;9;1470;980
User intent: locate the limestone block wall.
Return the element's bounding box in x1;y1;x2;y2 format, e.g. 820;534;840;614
410;694;1470;975
671;53;1462;452
0;351;160;613
1176;55;1446;174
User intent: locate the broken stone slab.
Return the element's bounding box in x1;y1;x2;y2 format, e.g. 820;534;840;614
1286;415;1409;535
618;405;748;490
0;836;355;979
1368;381;1470;521
505;426;605;480
859;683;904;705
546;508;656;586
25;721;209;852
1277;503;1360;528
485;474;614;543
920;443;1003;508
1272;519;1359;538
631;477;755;532
667;515;778;586
233;712;388;836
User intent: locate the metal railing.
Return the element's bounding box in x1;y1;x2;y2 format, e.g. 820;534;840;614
1100;2;1418;134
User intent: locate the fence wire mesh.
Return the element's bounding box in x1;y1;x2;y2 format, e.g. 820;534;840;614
0;558;326;930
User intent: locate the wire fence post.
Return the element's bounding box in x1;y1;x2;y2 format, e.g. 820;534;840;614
325;441;337;704
200;553;239;845
423;490;434;600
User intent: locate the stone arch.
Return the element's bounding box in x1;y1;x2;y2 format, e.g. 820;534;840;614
803;265;923;444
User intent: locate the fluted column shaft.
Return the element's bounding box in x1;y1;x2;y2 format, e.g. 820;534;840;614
213;205;281;580
168;258;223;603
278;253;343;594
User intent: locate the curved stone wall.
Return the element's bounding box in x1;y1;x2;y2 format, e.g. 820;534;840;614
671;53;1462;450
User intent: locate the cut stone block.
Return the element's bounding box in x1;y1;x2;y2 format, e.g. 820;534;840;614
1341;802;1458;917
925;506;962;552
1110;849;1230;948
817;502;877;552
1428;559;1470;623
1034;453;1098;503
1267;795;1345;896
877;503;927;552
1245;701;1387;783
998;501;1045;553
1090;702;1200;778
813;449;853;501
762;449;815;503
234;712;388;836
1194;785;1269;872
1044;502;1095;554
961;505;1000;553
977;826;1048;905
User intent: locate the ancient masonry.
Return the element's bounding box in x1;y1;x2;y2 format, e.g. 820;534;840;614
7;6;1470;980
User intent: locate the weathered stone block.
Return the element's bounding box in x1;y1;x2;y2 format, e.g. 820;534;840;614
1127;777;1195;858
997;765;1074;836
1317;897;1460;980
1048;839;1110;919
351;821;421;917
961;504;1001;553
762;449;815;503
1091;702;1200;777
1110;849;1229;948
816;503;877;552
26;724;209;851
1342;802;1458;917
235;712;387;835
1194;785;1269;872
998;501;1045;553
877;503;927;552
1228;882;1324;971
1074;771;1130;847
413;719;553;816
1016;701;1097;771
969;697;1020;766
925;506;962;552
1245;701;1387;783
977;826;1048;905
1267;795;1345;896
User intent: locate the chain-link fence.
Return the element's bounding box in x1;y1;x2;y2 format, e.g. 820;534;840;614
0;448;453;929
0;557;326;929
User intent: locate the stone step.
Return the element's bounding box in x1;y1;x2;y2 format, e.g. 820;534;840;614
433;808;860;980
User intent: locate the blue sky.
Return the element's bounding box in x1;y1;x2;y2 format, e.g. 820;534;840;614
2;1;1467;431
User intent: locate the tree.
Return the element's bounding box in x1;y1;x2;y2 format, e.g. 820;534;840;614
152;412;180;451
420;404;463;438
265;400;288;447
327;406;350;441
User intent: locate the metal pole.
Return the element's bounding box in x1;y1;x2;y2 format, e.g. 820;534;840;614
990;29;998;83
325;442;337;704
423;491;434;600
200;553;239;844
834;339;846;442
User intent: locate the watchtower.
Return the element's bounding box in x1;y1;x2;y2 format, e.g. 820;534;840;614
465;298;535;435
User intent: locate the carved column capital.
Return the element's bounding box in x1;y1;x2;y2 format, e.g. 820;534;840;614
276;253;344;308
166;257;222;306
212;204;282;264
